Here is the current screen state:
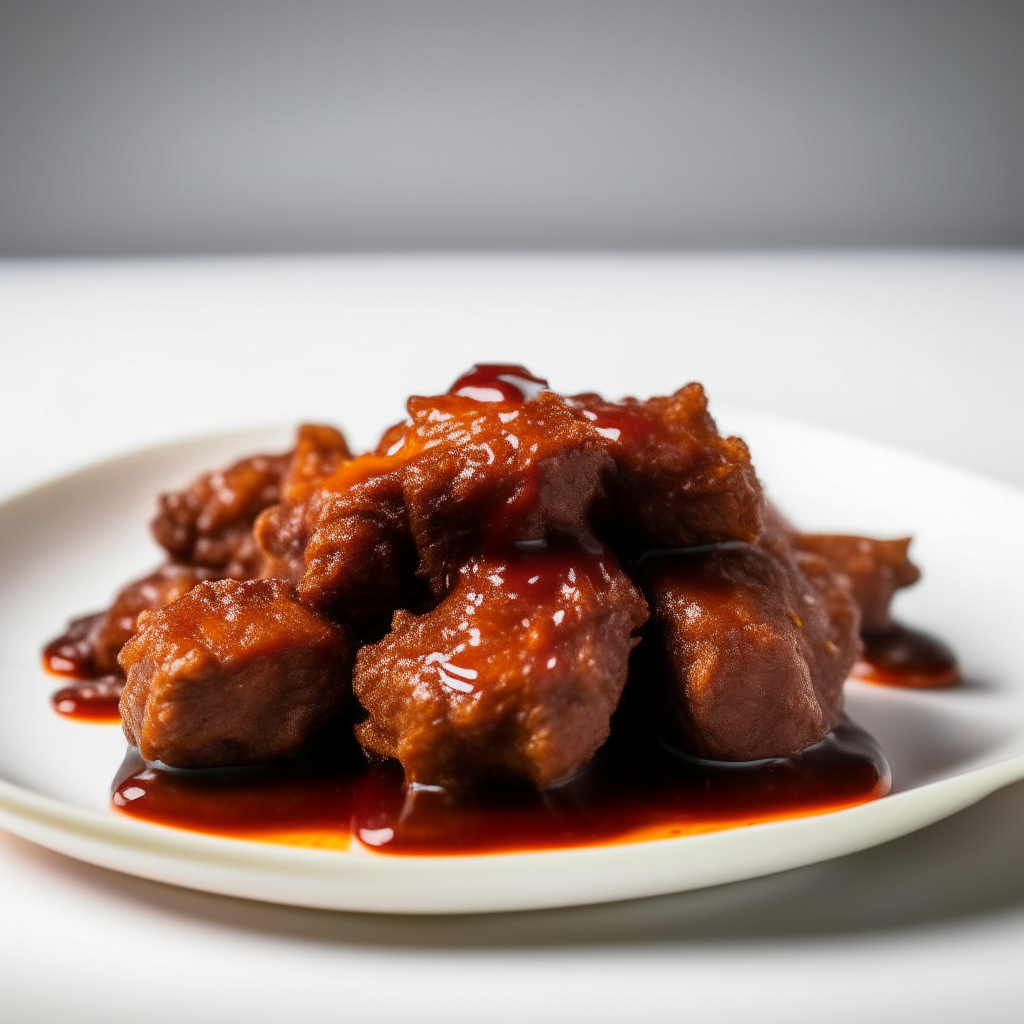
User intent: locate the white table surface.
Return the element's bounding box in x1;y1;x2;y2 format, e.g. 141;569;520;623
1;254;1023;1022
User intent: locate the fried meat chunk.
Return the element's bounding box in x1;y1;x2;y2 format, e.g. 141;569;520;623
391;389;612;591
252;424;357;587
280;424;353;502
152;450;291;577
296;461;421;627
791;534;920;631
761;503;921;631
639;539;860;761
569;384;763;548
118;578;353;768
254;499;310;586
353;543;649;787
298;389;612;621
92;564;222;674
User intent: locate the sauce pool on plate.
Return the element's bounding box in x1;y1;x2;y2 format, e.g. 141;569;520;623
111;719;890;855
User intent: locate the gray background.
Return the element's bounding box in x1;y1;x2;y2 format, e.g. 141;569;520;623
1;0;1023;256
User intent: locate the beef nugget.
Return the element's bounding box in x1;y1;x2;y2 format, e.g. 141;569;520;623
388;389;612;593
790;533;920;631
253;424;356;586
118;578;353;768
569;384;763;549
639;539;860;761
296;457;421;626
152;450;291;577
354;542;649;788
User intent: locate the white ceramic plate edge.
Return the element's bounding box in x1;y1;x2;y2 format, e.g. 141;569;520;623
2;752;1024;915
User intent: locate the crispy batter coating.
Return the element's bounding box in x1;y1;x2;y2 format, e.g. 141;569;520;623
119;579;353;768
792;534;920;630
762;502;921;631
569;384;764;548
152;450;291;577
280;424;353;502
353;543;649;787
639;539;860;761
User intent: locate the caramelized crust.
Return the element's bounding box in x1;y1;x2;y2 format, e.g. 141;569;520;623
639;539;860;761
398;390;612;591
280;424;353;502
569;384;764;548
353;543;649;787
119;579;353;768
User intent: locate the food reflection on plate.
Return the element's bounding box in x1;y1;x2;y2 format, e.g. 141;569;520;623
43;365;958;855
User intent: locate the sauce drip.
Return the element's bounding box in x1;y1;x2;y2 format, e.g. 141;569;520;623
485;539;611;602
52;676;124;723
853;622;960;688
449;364;550;404
111;720;889;855
572;400;658;448
45;614;126;722
43;612;104;678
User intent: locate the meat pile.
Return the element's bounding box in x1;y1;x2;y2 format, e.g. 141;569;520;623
49;366;923;785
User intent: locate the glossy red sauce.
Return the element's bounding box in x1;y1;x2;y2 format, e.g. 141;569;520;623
111;720;889;855
52;677;124;723
449;364;550;403
852;622;960;688
485;540;611;602
43;612;104;678
572;400;658;448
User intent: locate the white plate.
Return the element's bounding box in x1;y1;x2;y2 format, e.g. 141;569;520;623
0;414;1022;915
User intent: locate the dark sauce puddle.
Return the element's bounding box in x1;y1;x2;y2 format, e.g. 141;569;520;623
44;612;125;722
111;720;890;855
47;610;957;856
853;622;960;688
